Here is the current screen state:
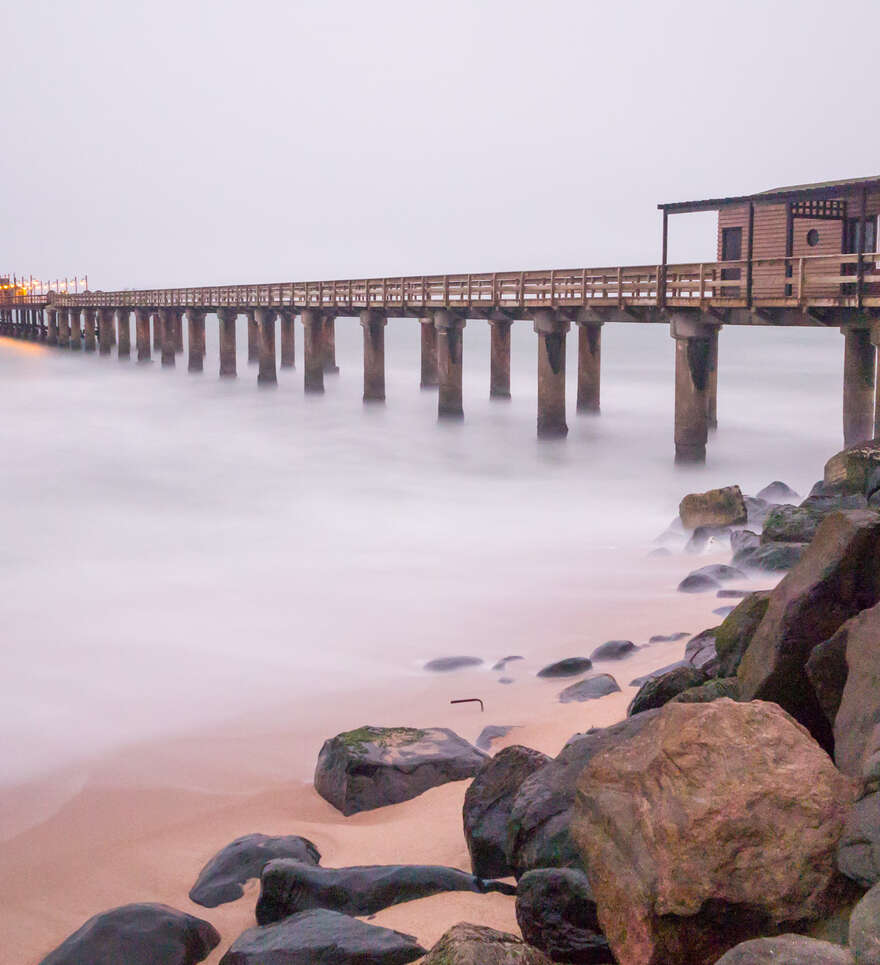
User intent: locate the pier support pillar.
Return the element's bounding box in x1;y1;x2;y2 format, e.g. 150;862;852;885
247;310;258;363
159;309;177;366
135;309;151;361
435;310;466;419
173;313;183;353
576;320;602;413
83;309;97;352
47;309;58;346
58;307;71;348
360;310;386;402
706;325;719;430
153;312;162;350
98;309;115;355
489;319;512;399
217;308;237;377
117;309;131;358
670;314;714;464
534;310;569;438
69;309;81;350
256;308;277;385
323;315;339;373
420;317;439;388
302;309;325;393
842;325;876;446
279;311;295;368
186;309;206;373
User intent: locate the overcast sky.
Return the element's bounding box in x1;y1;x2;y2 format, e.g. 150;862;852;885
2;0;878;289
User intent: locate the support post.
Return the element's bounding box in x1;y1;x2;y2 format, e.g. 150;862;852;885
159;309;177;366
217;308;237;377
186;309;206;373
83;308;97;352
706;325;719;430
435;310;466;419
323;315;339;373
420;317;439;388
135;309;151;361
256;308;277;385
58;307;71;348
360;310;387;402
302;309;325;393
533;310;570;438
489;319;512;399
153;312;162;350
98;308;115;355
670;313;713;464
68;308;81;350
843;325;876;446
117;309;131;358
247;310;259;363
576;320;602;413
279;310;295;368
47;309;58;346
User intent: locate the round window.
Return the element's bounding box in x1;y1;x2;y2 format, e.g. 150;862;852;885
807;228;820;247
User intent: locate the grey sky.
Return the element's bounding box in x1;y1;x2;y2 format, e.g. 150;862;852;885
2;0;878;289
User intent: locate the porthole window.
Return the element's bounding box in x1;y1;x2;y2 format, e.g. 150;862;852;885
807;228;820;247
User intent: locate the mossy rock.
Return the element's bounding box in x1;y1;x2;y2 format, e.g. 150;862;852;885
671;677;740;704
715;591;771;677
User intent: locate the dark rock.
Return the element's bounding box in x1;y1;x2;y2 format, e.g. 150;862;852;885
648;632;689;643
738;511;880;750
628;665;708;716
39;903;220;965
506;711;661;878
714;935;854;964
867;466;880;499
559;675;621;703
762;503;828;544
256;861;515;924
801;491;869;514
824;438;880;494
757;481;802;503
538;658;593;678
498;677;514;685
630;660;689;687
589;640;637;661
463;745;550;878
714;605;735;616
730;529;760;557
848;880;880;964
670;676;740;704
515;868;614;964
421;923;553;965
685;628;718;672
314;725;487;816
838;791;880;887
219;909;425;965
735;540;808;571
744;495;773;528
189;834;321;908
686;525;731;553
492;656;523;671
475;725;515;752
806;630;849;729
691;563;745;582
834;601;880;781
678;572;721;593
717;589;751;599
679;485;748;530
715;591;771;677
424;656;483;672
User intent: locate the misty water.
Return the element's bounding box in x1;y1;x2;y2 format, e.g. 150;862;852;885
0;319;844;789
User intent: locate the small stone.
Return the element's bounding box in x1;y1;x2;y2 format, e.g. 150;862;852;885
424;656;483;672
492;656;523;671
717;589;751;598
475;725;515;751
757;481;802;503
558;675;620;703
498;677;514;685
537;657;593;678
714;605;735;616
648;632;690;643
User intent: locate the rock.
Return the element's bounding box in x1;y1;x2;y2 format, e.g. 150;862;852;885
421;923;553;965
738;510;880;748
573;700;858;965
757;481;802;503
189;834;321;908
834;602;880;781
492;656;523;671
806;630;849;729
745;495;773;528
648;546;671;557
649;632;689;643
680;485;748;530
538;657;593;678
849;880;880;965
839;791;880;887
714;605;735;616
717;589;751;599
498;677;514;685
714;591;771;677
424;656;483;672
515;868;614;964
559;675;621;703
686;525;732;553
507;712;660;877
475;725;515;751
219;909;425;965
678;572;721;593
628;665;708;716
39;903;220;965
824;438;880;493
670;676;740;704
630;660;689;687
314;726;487;816
735;540;808;571
762;503;828;544
463;745;551;878
713;935;855;964
730;529;760;557
692;563;746;582
589;639;637;661
801;491;870;514
685;628;718;672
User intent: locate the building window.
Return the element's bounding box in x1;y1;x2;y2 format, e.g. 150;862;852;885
807;229;820;247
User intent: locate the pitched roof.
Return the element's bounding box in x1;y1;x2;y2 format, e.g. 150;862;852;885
659;175;880;213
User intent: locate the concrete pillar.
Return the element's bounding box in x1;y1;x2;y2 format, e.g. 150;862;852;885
323;315;339;373
843;325;876;446
256;308;277;385
360;310;387;402
670;314;713;464
98;309;114;355
489;319;512;399
280;311;295;368
159;309;177;366
46;309;58;345
58;307;71;348
576;321;602;414
706;326;719;430
533;310;570;439
420;317;439;388
153;312;162;350
172;313;182;353
117;309;131;358
302;309;325;394
217;308;237;377
186;309;206;373
83;309;97;352
435;310;466;419
247;310;259;363
135;309;151;361
68;308;81;350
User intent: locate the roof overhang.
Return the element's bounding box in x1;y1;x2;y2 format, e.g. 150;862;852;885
659;176;880;214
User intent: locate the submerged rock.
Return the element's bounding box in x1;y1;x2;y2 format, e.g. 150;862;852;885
424;656;483;672
735;540;807;572
475;725;515;751
492;656;523;671
679;485;748;530
648;631;689;643
730;529;760;558
589;639;637;661
421;923;552;965
558;675;621;703
677;572;720;593
537;657;593;678
757;481;801;503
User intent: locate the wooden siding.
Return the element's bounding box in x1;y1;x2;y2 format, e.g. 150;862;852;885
752;203;788;298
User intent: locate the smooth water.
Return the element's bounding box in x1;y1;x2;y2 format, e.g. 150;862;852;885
0;319;843;785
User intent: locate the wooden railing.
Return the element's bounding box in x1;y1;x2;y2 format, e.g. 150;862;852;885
4;251;880;312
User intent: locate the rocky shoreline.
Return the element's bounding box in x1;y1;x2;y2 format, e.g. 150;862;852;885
35;440;880;965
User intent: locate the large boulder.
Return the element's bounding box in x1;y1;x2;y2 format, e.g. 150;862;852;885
734;541;807;572
314;726;487;815
714;591;770;677
507;711;660;877
420;923;552;965
39;903;220;965
838;791;880;887
848;879;880;964
628;665;708;716
189;833;321;907
219;909;424;965
590;639;637;661
256;861;515;924
806;630;850;729
738;510;880;748
713;935;854;964
538;657;593;678
679;485;748;530
573;700;857;965
463;745;551;878
670;676;740;704
515;868;614;964
834;601;880;781
824;438;880;493
762;504;828;544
